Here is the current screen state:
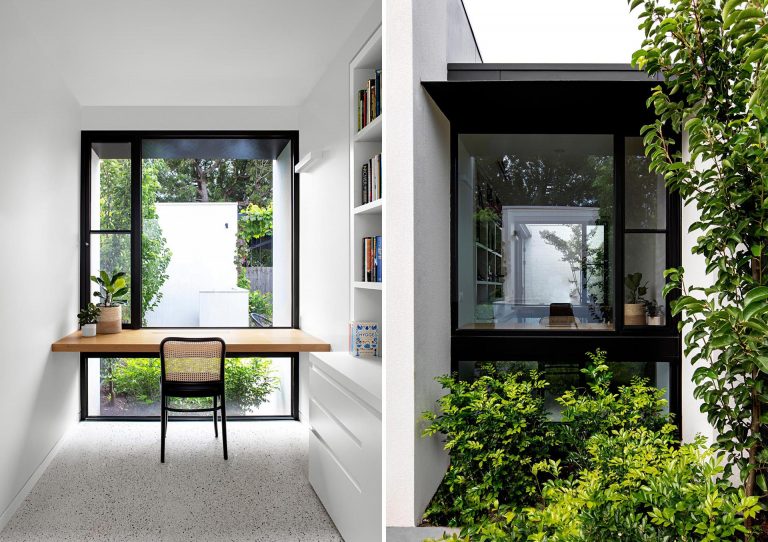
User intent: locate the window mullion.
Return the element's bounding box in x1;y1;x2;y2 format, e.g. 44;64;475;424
130;136;142;328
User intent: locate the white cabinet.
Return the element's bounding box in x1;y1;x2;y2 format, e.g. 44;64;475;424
308;352;381;542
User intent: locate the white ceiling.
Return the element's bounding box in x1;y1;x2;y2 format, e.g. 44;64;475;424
14;0;376;107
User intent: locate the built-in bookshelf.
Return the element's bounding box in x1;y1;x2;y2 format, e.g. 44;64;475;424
476;220;503;307
350;27;383;358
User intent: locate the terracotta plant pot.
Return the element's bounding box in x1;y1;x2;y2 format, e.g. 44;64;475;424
624;303;647;326
97;305;122;334
81;323;97;337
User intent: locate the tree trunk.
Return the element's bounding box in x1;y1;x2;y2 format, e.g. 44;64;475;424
195;160;209;202
746;257;763;534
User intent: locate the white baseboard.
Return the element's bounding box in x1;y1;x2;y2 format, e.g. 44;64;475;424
0;415;77;533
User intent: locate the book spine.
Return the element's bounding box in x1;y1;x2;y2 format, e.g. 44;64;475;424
375;69;382;117
358;90;363;131
367;79;373;124
368;158;373;202
376;235;382;282
362;163;369;205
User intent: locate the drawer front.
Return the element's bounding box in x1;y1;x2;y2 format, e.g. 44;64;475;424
309;361;381;451
309;431;381;542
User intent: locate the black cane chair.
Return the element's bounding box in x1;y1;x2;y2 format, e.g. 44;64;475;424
160;337;227;462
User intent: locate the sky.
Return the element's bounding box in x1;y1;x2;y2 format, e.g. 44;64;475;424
461;0;646;64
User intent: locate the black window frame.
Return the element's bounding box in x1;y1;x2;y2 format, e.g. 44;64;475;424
424;70;683;423
80;130;300;421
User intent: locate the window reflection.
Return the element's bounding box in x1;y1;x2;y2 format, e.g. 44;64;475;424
458;134;614;330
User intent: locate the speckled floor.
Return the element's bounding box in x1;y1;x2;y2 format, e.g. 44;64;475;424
0;421;342;542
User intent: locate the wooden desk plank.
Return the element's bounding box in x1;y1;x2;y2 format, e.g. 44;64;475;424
51;328;331;354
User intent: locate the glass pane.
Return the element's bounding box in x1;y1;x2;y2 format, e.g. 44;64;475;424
141;139;292;327
624;233;666;326
90;233;131;323
90;142;131;231
625;137;666;230
87;356;292;417
457;134;614;330
458;360;670;420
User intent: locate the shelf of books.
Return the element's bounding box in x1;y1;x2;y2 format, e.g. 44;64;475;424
350;27;382;359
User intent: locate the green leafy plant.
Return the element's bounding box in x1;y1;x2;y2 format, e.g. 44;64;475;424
520;431;759;542
473;208;499;223
239;202;273;242
90;270;129;307
625;272;648;304
77;303;101;326
249;290;273;321
555;349;669;472
628;0;768;517
223;357;279;412
110;358;161;404
425;351;759;542
644;298;662;318
422;368;553;528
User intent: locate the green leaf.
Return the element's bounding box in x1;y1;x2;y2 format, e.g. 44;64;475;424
744;287;768;307
756;356;768;374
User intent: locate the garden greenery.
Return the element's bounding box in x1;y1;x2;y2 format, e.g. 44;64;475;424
628;0;768;514
424;352;759;541
107;357;278;414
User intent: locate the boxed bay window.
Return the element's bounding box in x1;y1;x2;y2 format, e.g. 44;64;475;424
425;66;682;421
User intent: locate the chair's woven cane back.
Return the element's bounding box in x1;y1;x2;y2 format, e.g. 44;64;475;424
161;339;224;383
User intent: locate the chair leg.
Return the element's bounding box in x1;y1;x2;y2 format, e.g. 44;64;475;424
220;393;228;460
213;395;218;438
160;396;166;463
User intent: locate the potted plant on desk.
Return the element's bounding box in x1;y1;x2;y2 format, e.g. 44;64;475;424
624;272;648;326
77;303;101;337
645;299;664;326
91;270;128;334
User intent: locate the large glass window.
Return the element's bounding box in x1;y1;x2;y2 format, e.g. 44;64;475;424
88;142;133;324
139;138;293;327
86;356;293;418
82;132;298;420
457;134;614;330
82;133;296;330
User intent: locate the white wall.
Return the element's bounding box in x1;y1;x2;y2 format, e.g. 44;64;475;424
272;144;293;327
0;2;81;529
296;1;382;419
146;203;244;327
384;0;478;527
81;106;298;131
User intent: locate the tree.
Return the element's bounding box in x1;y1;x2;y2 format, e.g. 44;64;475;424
628;0;768;524
148;158;273;206
97;158;172;323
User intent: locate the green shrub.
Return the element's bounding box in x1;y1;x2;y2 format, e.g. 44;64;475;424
110;358;161;404
422;369;553;528
223;357;279;412
249;290;273;321
555;349;670;472
520;431;759;542
424;351;760;542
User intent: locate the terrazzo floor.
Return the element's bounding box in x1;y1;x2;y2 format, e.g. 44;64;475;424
0;421;342;542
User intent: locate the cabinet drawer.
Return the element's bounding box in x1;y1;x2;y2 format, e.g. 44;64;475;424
309;361;381;447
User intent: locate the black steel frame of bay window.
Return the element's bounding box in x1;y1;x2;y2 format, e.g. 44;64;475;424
79;352;299;422
80;130;300;420
448;127;683;421
80;130;300;329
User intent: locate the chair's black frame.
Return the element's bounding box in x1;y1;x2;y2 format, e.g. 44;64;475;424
160;337;227;463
